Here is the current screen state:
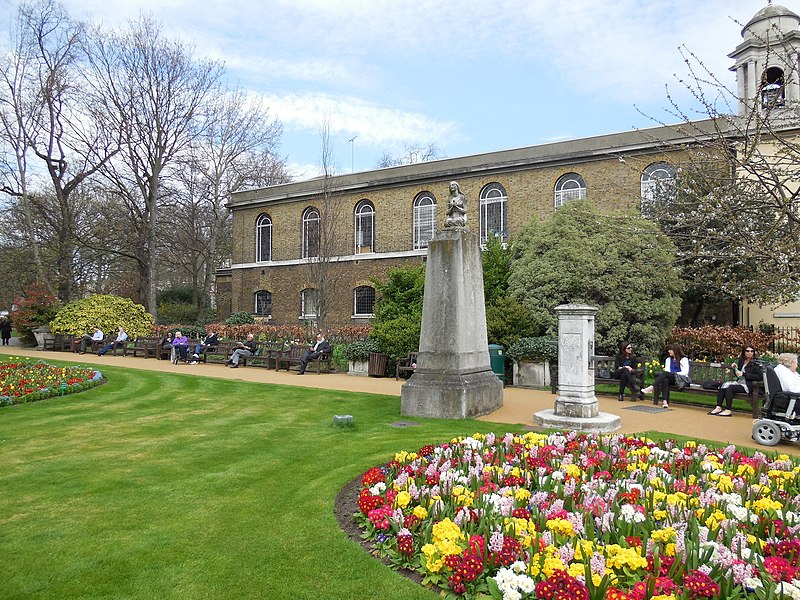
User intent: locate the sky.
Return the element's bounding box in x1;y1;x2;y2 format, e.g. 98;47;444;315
0;0;779;180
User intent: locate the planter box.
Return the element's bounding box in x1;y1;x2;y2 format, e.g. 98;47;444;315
513;359;551;388
348;359;369;376
32;325;51;348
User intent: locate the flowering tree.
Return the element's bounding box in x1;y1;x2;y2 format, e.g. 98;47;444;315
640;39;800;311
10;282;60;341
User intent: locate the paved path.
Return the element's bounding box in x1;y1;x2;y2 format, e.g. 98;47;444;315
2;344;796;455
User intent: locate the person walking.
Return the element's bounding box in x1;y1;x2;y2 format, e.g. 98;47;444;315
0;316;11;346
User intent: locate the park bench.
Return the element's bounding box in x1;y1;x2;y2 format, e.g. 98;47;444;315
239;341;285;369
42;334;73;351
592;355;763;416
275;343;332;373
199;341;239;364
126;337;160;359
395;352;418;380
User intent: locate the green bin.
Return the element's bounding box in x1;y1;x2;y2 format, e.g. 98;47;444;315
488;344;505;384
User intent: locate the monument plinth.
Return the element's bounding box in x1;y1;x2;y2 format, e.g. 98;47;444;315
400;224;503;419
534;303;620;432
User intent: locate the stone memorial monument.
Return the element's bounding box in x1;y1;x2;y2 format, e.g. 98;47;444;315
400;182;504;419
534;303;620;432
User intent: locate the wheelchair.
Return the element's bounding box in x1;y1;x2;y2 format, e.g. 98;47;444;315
751;365;800;446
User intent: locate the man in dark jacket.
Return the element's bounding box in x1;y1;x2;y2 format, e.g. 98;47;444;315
298;334;332;374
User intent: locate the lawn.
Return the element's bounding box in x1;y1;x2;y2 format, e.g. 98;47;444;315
0;362;511;600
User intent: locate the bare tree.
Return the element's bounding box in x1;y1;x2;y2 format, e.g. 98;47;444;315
376;142;444;168
0;0;118;300
84;14;222;315
166;89;290;318
303;118;349;329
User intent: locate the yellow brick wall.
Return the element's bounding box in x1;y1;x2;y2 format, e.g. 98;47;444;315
221;150;688;322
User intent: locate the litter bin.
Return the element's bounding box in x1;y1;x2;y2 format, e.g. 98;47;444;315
488;344;505;384
368;352;388;377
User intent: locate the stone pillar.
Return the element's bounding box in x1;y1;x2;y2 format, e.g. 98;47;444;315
400;227;503;419
534;303;619;432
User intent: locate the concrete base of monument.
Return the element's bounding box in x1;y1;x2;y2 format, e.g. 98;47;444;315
400;370;503;419
533;408;621;433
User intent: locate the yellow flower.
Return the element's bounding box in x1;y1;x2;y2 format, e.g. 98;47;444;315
651;527;677;544
412;506;428;519
715;475;734;493
515;488;531;503
542;555;567;577
705;510;726;529
653;509;668;521
751;497;782;514
546;517;575;537
395;491;411;509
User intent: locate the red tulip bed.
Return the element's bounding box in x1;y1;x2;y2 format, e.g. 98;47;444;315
354;431;800;600
0;356;102;406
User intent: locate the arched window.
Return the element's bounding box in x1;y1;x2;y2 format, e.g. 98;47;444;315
254;290;272;316
353;286;376;317
354;200;375;253
762;66;785;110
640;162;677;204
413;192;437;249
479;183;508;245
301;288;317;319
554;173;586;208
256;214;272;262
302;207;320;258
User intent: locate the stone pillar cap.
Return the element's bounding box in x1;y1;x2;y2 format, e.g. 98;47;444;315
553;303;599;315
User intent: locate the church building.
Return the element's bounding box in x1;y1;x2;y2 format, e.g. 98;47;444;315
216;3;800;329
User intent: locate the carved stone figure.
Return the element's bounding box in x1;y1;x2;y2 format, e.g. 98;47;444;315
444;181;467;228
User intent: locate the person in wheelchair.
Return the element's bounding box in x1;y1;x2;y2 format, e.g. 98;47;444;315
775;353;800;393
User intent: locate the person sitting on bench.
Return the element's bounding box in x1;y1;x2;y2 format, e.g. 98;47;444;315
97;326;128;356
75;327;104;354
228;333;257;368
298;334;331;375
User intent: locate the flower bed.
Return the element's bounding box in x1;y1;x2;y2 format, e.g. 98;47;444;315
0;356;103;406
354;431;800;599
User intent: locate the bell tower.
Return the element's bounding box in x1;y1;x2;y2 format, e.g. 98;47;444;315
729;2;800;115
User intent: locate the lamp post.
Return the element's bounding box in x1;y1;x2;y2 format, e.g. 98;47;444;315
348;135;357;173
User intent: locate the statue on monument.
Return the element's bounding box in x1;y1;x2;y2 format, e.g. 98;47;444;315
444;181;467;228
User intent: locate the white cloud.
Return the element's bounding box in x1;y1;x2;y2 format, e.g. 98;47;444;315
261;92;462;148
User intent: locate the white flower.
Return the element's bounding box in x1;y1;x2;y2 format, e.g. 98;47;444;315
369;482;386;495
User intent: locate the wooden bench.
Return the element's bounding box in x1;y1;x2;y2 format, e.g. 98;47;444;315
592;355;763;416
200;341;239;364
42;334;73;351
71;337;105;354
396;352;418;380
125;337;159;359
275;344;332;373
239;341;285;369
592;355;644;400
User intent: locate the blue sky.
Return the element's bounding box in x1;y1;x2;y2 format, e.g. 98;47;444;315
2;0;775;180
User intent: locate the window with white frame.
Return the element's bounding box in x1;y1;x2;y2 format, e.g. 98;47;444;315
353;286;376;317
413;192;437;249
479;183;508;245
254;290;272;316
256;214;272;262
302;207;320;258
354;200;375;253
301;288;317;319
554;173;587;208
640;162;677;207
